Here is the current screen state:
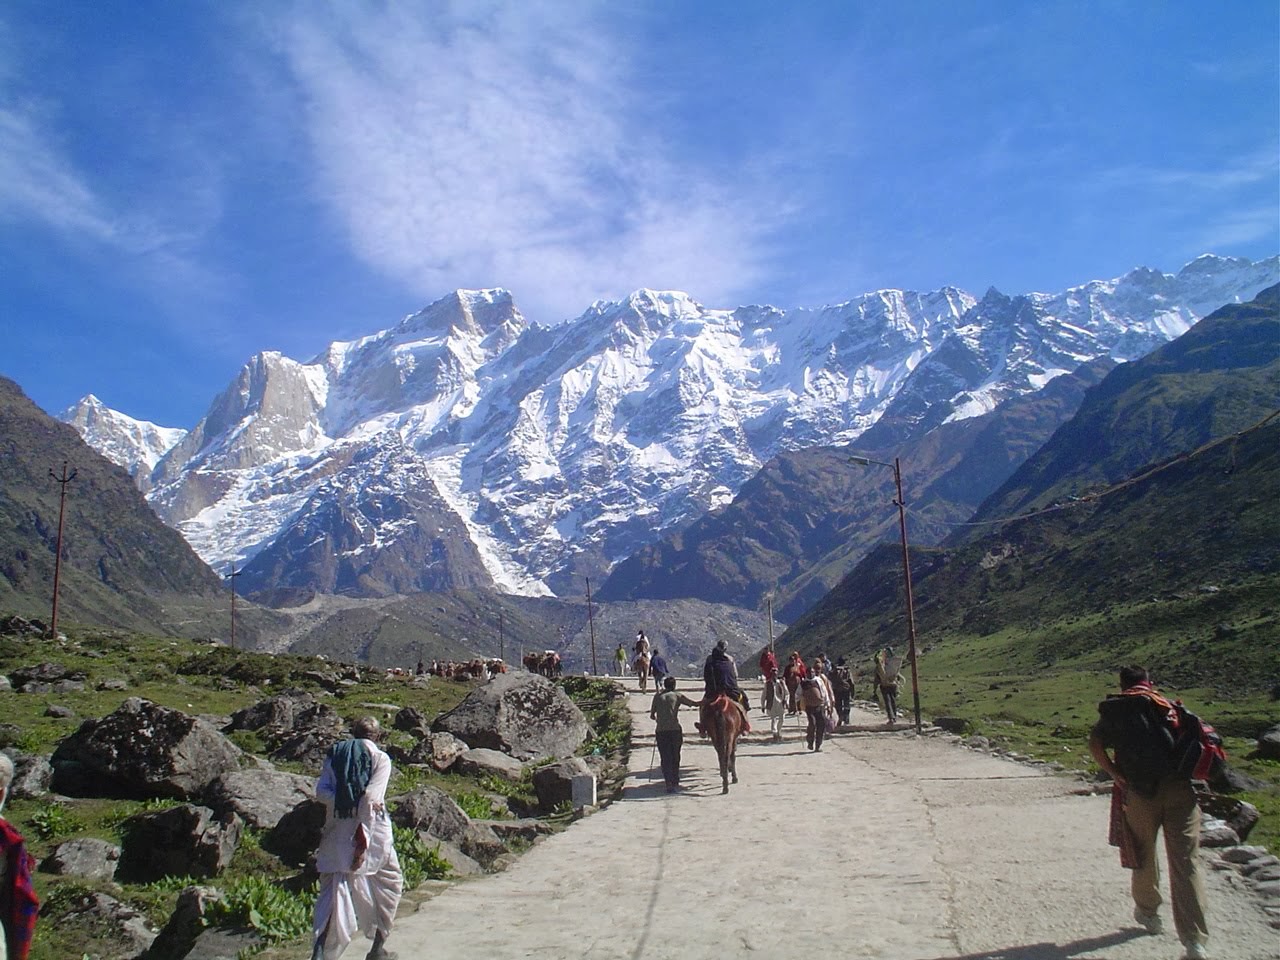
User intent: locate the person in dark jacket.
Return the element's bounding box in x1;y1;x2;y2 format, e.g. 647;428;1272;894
698;641;750;734
649;649;670;689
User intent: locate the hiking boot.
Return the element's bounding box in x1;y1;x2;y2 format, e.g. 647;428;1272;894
1182;942;1208;960
1132;906;1163;935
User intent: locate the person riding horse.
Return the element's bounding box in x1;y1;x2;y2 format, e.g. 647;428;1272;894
698;640;750;734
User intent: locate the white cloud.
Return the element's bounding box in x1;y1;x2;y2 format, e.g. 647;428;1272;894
267;3;783;321
0;105;122;242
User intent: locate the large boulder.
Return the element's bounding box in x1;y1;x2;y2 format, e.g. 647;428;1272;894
116;804;243;883
203;769;316;831
456;748;525;782
407;731;468;771
262;799;326;866
2;750;51;800
389;786;505;866
532;757;593;813
226;694;344;770
431;672;590;761
54;890;157;960
141;886;223;960
41;837;121;881
50;698;242;800
1257;723;1280;760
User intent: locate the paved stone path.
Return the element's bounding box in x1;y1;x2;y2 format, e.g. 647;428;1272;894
390;678;1278;959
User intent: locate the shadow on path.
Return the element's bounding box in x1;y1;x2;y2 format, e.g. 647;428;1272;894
920;929;1146;960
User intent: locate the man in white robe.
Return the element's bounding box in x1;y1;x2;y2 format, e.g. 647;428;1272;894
312;717;402;960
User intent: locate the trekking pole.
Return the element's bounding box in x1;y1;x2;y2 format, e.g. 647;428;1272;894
649;741;657;780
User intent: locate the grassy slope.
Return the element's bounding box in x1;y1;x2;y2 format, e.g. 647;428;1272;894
0;624;630;960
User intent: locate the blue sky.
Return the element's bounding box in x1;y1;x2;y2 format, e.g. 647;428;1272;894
2;1;1277;428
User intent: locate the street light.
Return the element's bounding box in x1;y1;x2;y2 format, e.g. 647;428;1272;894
849;455;923;733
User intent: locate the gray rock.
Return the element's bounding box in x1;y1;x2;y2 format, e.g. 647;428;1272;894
50;698;243;800
394;706;430;734
41;837;121;881
5;751;51;799
1253;865;1280;883
478;818;554;843
182;926;264;960
432;672;590;761
97;678;129;691
203;769;315;831
53;679;85;693
1219;845;1269;864
933;716;971;734
142;886;223;960
407;731;467;771
1241;855;1280;876
1211;763;1271;793
962;735;991;750
0;724;19;746
0;677;10;693
262;798;326;866
57;891;156;959
10;661;80;686
388;786;505;866
456;747;526;782
117;804;243;883
44;704;74;718
390;786;472;839
1258;723;1280;761
20;682;51;694
1199;823;1240;847
1255;880;1280;899
424;836;482;877
532;757;593;813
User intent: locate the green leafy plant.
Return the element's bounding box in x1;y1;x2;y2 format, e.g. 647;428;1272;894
394;826;451;888
452;791;493;820
204;875;317;947
29;800;86;840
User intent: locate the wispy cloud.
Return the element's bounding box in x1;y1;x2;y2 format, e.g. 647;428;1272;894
264;3;784;321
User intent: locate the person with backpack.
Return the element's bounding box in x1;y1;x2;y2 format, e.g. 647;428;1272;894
830;656;854;725
1088;666;1210;960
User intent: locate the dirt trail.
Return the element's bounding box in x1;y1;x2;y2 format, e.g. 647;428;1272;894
389;678;1278;959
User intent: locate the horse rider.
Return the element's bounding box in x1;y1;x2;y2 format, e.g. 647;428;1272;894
698;639;750;734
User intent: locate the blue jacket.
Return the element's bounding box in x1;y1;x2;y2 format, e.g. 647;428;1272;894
650;653;670;677
703;648;740;698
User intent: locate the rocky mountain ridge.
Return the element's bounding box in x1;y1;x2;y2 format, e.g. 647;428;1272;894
63;255;1279;602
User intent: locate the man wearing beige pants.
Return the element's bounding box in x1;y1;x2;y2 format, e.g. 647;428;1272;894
1089;666;1208;960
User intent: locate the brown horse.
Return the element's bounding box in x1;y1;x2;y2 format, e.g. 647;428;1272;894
634;652;651;692
705;694;744;794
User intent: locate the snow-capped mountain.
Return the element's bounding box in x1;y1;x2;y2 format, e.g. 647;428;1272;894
60;395;188;490
64;255;1279;600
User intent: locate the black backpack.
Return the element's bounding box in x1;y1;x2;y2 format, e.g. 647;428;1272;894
1095;694;1177;798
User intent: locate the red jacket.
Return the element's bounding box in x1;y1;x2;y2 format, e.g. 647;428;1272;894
759;650;779;681
0;818;38;960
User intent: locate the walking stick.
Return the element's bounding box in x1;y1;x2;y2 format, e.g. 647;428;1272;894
649;740;658;781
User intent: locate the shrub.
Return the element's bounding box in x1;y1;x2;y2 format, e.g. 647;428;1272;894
204;874;317;947
394;826;451;888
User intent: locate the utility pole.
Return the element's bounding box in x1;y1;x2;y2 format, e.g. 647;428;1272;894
585;577;598;676
499;611;505;663
849;454;923;733
766;595;775;652
225;564;242;650
48;461;77;639
892;457;923;734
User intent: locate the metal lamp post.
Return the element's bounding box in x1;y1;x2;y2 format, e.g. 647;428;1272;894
849;455;923;733
585;577;598;676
